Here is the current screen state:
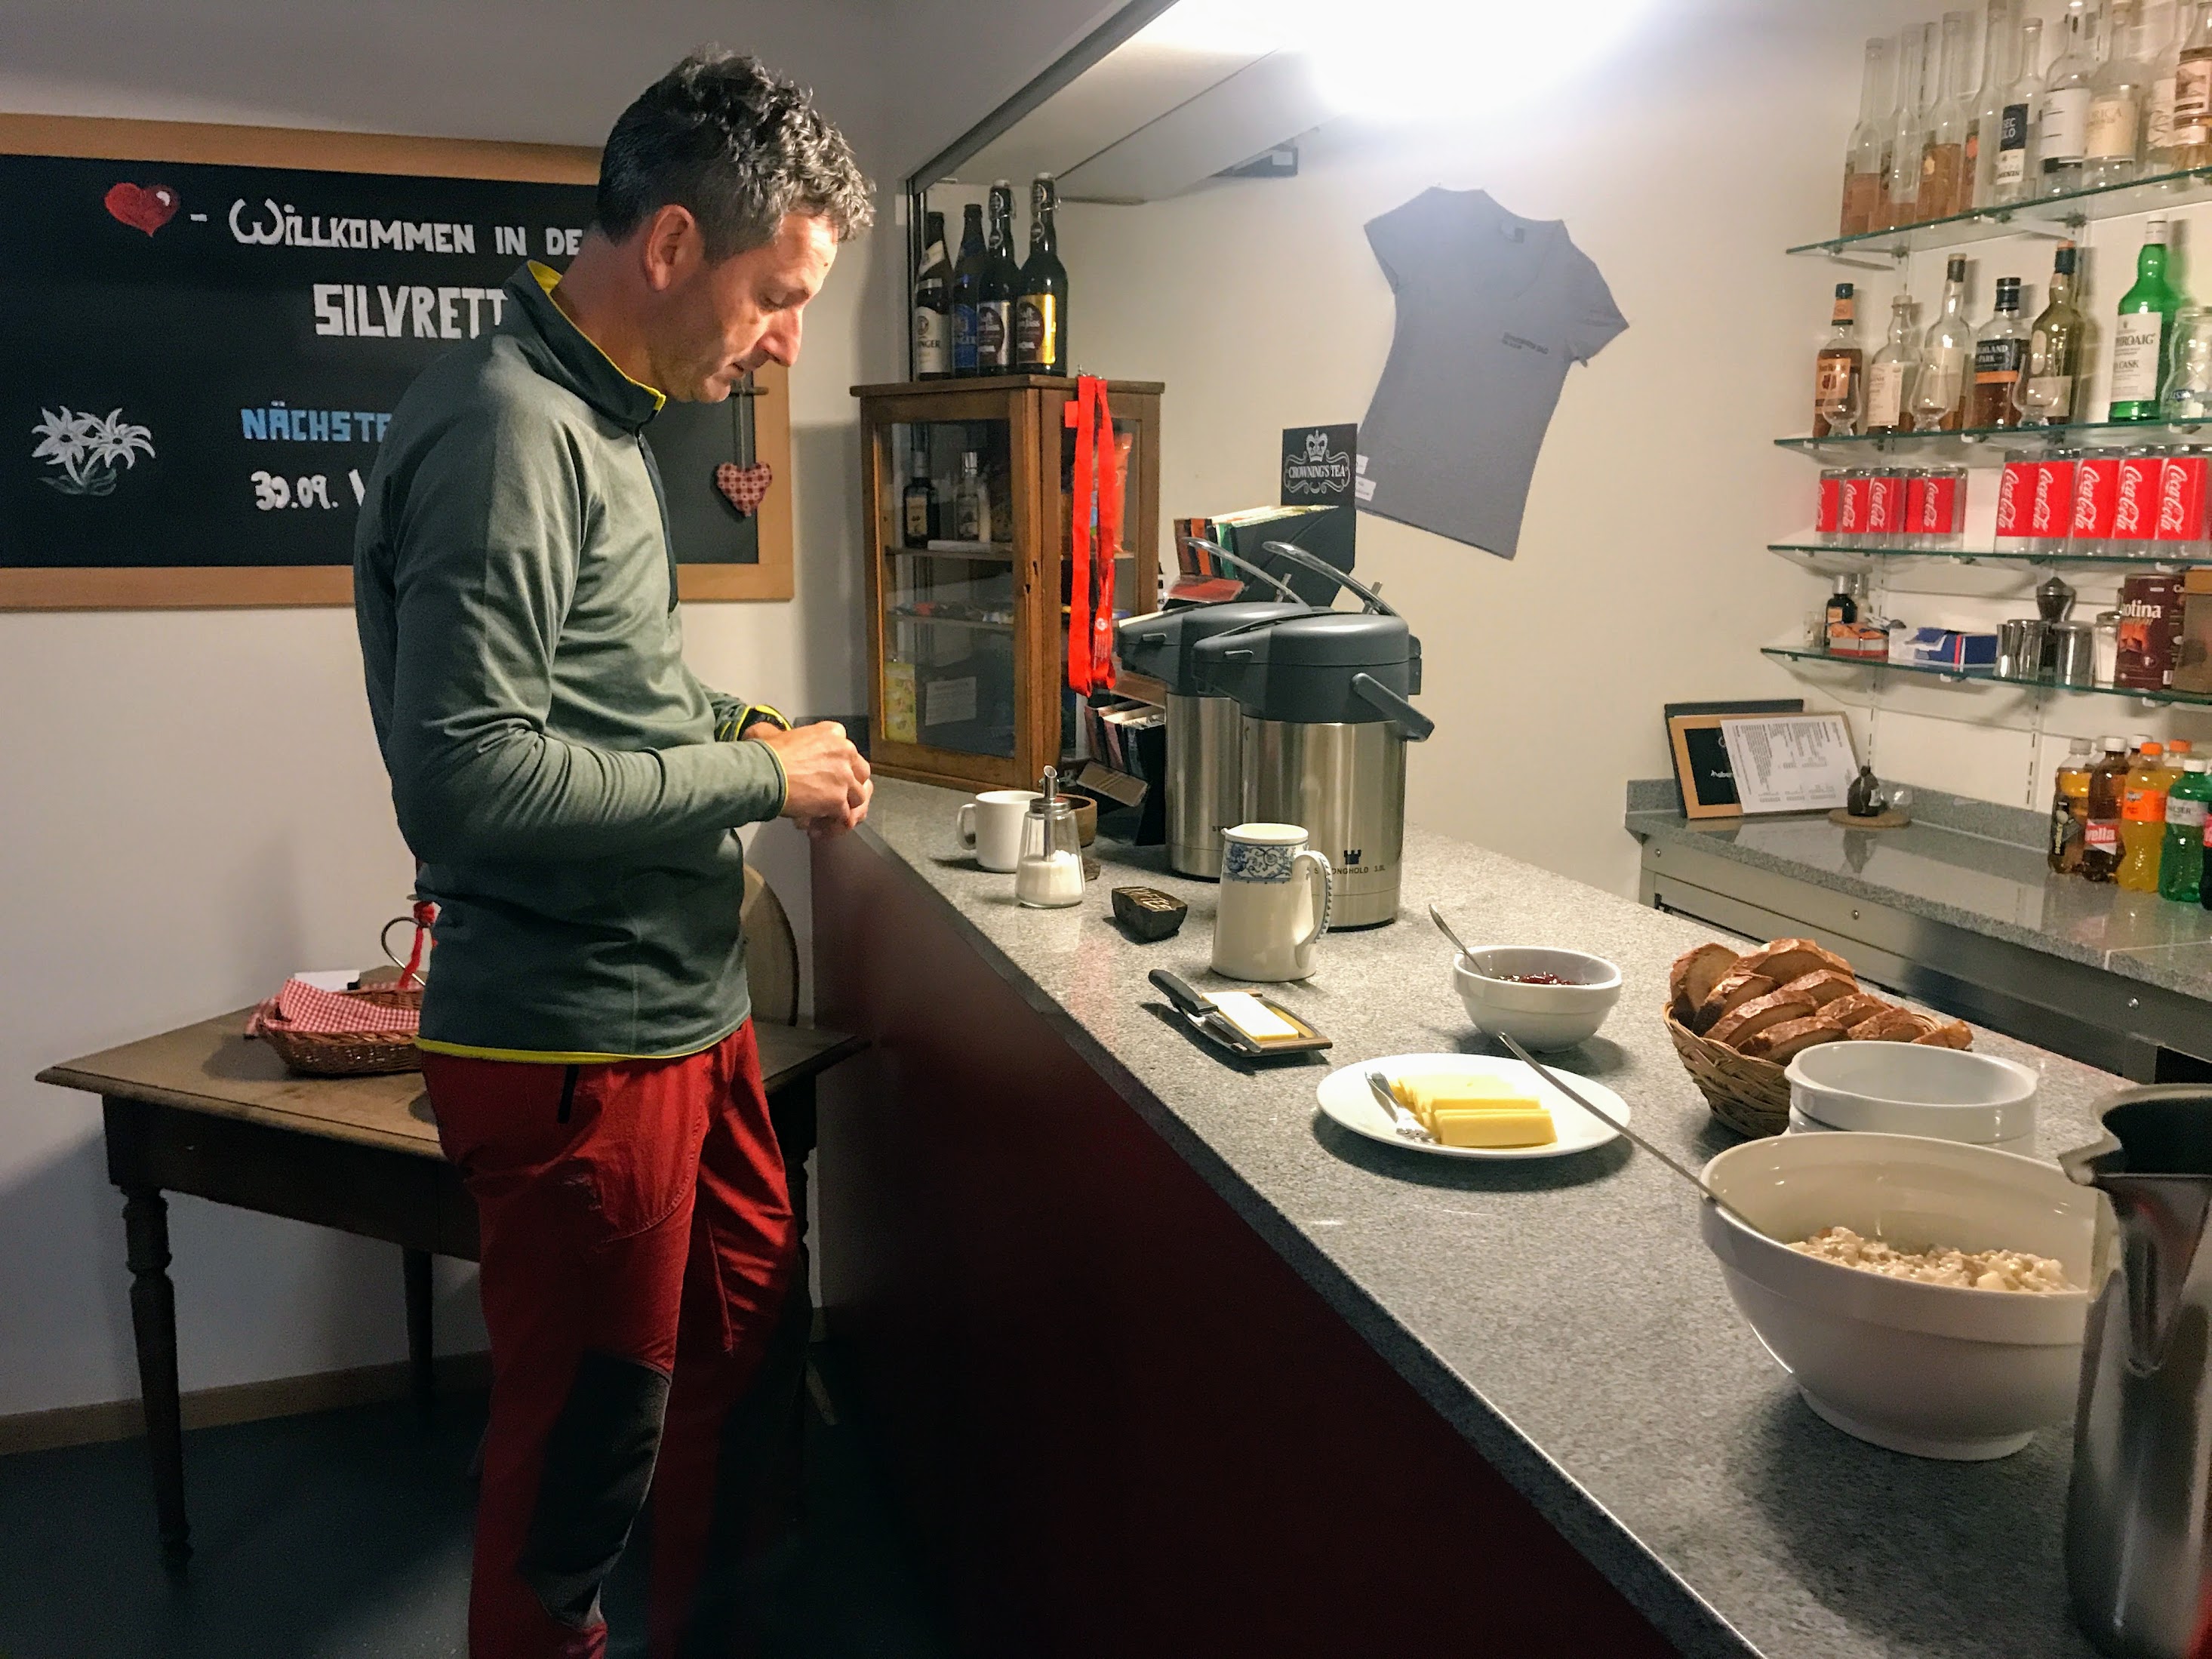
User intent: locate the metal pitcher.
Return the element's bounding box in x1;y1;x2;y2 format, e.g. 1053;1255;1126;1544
2060;1085;2212;1659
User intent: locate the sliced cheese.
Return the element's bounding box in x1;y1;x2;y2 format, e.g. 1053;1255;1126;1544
1389;1073;1556;1146
1429;1106;1558;1149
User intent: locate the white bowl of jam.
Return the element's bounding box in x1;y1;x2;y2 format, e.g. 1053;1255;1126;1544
1452;946;1623;1051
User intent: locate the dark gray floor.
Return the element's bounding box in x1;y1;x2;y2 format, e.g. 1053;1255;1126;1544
0;1347;949;1659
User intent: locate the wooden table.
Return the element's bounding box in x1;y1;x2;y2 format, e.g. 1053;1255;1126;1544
38;1011;863;1571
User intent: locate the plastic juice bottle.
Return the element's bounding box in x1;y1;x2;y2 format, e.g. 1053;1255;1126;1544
2118;741;2171;891
2084;736;2132;882
2161;757;2212;901
2050;737;2097;873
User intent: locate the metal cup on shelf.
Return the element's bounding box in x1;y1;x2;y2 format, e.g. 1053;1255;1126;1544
2051;622;2098;687
1996;618;2050;681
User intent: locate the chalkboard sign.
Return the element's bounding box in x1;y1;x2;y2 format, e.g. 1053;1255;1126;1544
0;116;792;608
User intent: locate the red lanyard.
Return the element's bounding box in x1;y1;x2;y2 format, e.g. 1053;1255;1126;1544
1063;374;1122;695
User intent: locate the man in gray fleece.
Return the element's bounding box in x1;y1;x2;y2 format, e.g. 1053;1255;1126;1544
355;51;870;1659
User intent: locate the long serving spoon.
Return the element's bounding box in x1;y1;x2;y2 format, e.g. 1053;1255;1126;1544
1493;1030;1770;1239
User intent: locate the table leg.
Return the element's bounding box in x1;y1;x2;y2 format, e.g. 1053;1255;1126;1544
403;1247;435;1424
122;1187;190;1571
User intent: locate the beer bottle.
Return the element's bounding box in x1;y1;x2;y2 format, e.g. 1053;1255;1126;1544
949;204;987;377
1015;173;1069;376
912;210;951;380
976;182;1017;375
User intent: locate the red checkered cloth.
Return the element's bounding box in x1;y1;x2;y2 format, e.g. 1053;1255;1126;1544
269;976;421;1034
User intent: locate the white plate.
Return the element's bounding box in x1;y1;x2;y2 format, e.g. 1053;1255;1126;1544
1316;1053;1629;1161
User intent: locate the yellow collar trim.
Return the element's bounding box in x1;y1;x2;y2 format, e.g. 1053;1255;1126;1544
528;260;668;411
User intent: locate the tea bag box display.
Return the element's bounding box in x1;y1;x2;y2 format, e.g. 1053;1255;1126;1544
1192;603;1434;929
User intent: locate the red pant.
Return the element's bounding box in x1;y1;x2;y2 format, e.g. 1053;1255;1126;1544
423;1021;798;1659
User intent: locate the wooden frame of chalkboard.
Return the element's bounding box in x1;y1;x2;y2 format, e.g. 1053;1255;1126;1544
0;114;794;609
1667;713;1752;820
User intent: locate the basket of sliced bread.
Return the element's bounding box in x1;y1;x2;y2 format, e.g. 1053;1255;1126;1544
1663;937;1970;1139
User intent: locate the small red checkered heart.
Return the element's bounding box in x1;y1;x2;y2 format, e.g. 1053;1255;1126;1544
714;460;772;516
104;182;178;235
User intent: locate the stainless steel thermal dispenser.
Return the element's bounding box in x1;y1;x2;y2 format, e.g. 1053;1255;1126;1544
1116;599;1309;878
1192;555;1432;928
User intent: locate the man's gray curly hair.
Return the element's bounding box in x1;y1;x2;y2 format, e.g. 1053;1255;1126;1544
597;48;874;260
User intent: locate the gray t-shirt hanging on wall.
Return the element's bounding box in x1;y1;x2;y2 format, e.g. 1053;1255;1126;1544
1358;188;1626;560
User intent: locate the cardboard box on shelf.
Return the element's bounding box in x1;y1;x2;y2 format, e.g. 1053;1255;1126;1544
2175;569;2212;694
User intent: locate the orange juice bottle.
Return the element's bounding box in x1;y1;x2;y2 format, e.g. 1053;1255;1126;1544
2118;742;2170;891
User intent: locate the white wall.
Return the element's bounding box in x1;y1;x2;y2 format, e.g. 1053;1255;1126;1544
0;0;1112;1419
1053;1;2133;897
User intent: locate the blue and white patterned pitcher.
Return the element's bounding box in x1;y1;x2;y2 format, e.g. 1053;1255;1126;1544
1213;823;1333;982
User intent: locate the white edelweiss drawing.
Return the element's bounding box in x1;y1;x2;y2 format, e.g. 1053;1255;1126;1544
32;406;155;497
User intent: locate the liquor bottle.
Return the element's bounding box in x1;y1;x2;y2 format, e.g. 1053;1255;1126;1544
952;451;990;542
2049;737;2094;874
2087;0;2153;188
2040;0;2097;195
1812;282;1863;438
1920;11;1975;220
1866;293;1920;436
2145;0;2185;169
1970;275;2032;429
1883;25;1928;226
975;181;1017;375
1970;0;2019;208
949;204;987;377
2111;217;2181;420
902;440;939;547
2020;241;2087;424
1823;577;1859;650
1912;256;1974;431
912;211;952;380
1014;173;1069;376
2174;0;2212;164
1991;15;2045;203
1841;37;1894;235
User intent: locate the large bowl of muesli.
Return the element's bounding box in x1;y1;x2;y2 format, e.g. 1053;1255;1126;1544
1699;1130;2100;1461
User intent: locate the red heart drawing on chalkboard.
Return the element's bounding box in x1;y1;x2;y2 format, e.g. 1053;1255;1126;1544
104;183;180;235
714;460;772;517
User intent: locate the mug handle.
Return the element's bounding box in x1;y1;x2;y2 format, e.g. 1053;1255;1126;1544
1294;849;1334;947
957;801;977;849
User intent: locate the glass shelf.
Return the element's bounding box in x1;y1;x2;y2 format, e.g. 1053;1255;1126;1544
1789;163;2212;262
1761;645;2212;706
1769;540;2210;569
887;541;1015;561
886;608;1013;632
1776;417;2212;464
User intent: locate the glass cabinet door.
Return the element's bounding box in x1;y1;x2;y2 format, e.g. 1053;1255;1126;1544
879;417;1018;761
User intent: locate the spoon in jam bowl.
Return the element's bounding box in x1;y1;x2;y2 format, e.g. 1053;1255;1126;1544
1429;903;1478;969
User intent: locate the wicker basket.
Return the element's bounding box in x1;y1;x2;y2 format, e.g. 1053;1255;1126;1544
1663;1003;1791;1139
248;985;423;1077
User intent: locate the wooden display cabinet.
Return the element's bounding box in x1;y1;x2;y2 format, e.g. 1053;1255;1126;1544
853;375;1161;792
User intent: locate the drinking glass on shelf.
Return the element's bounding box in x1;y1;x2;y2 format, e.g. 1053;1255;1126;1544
1909;355;1966;432
2163;307;2212;422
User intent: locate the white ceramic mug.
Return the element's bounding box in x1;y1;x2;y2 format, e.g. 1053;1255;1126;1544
957;789;1040;873
1212;823;1333;982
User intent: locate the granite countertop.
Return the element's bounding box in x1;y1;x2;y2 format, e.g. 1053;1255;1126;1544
851;777;2124;1659
1624;784;2212;1003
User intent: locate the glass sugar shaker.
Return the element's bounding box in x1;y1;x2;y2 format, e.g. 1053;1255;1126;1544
1015;766;1084;909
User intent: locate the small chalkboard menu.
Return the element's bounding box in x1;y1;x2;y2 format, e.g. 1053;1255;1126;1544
0;116;792;608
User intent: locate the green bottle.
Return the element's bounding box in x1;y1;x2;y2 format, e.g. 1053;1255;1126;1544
2160;758;2212;902
2109;217;2181;422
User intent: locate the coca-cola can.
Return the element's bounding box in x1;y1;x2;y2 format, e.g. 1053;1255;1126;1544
1995;457;2036;544
2114;449;2165;552
1905;466;1966;549
1817;469;1843;540
1836;469;1872;540
2157;448;2211;558
2071;451;2121;556
2030;453;2078;553
1865;467;1906;546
